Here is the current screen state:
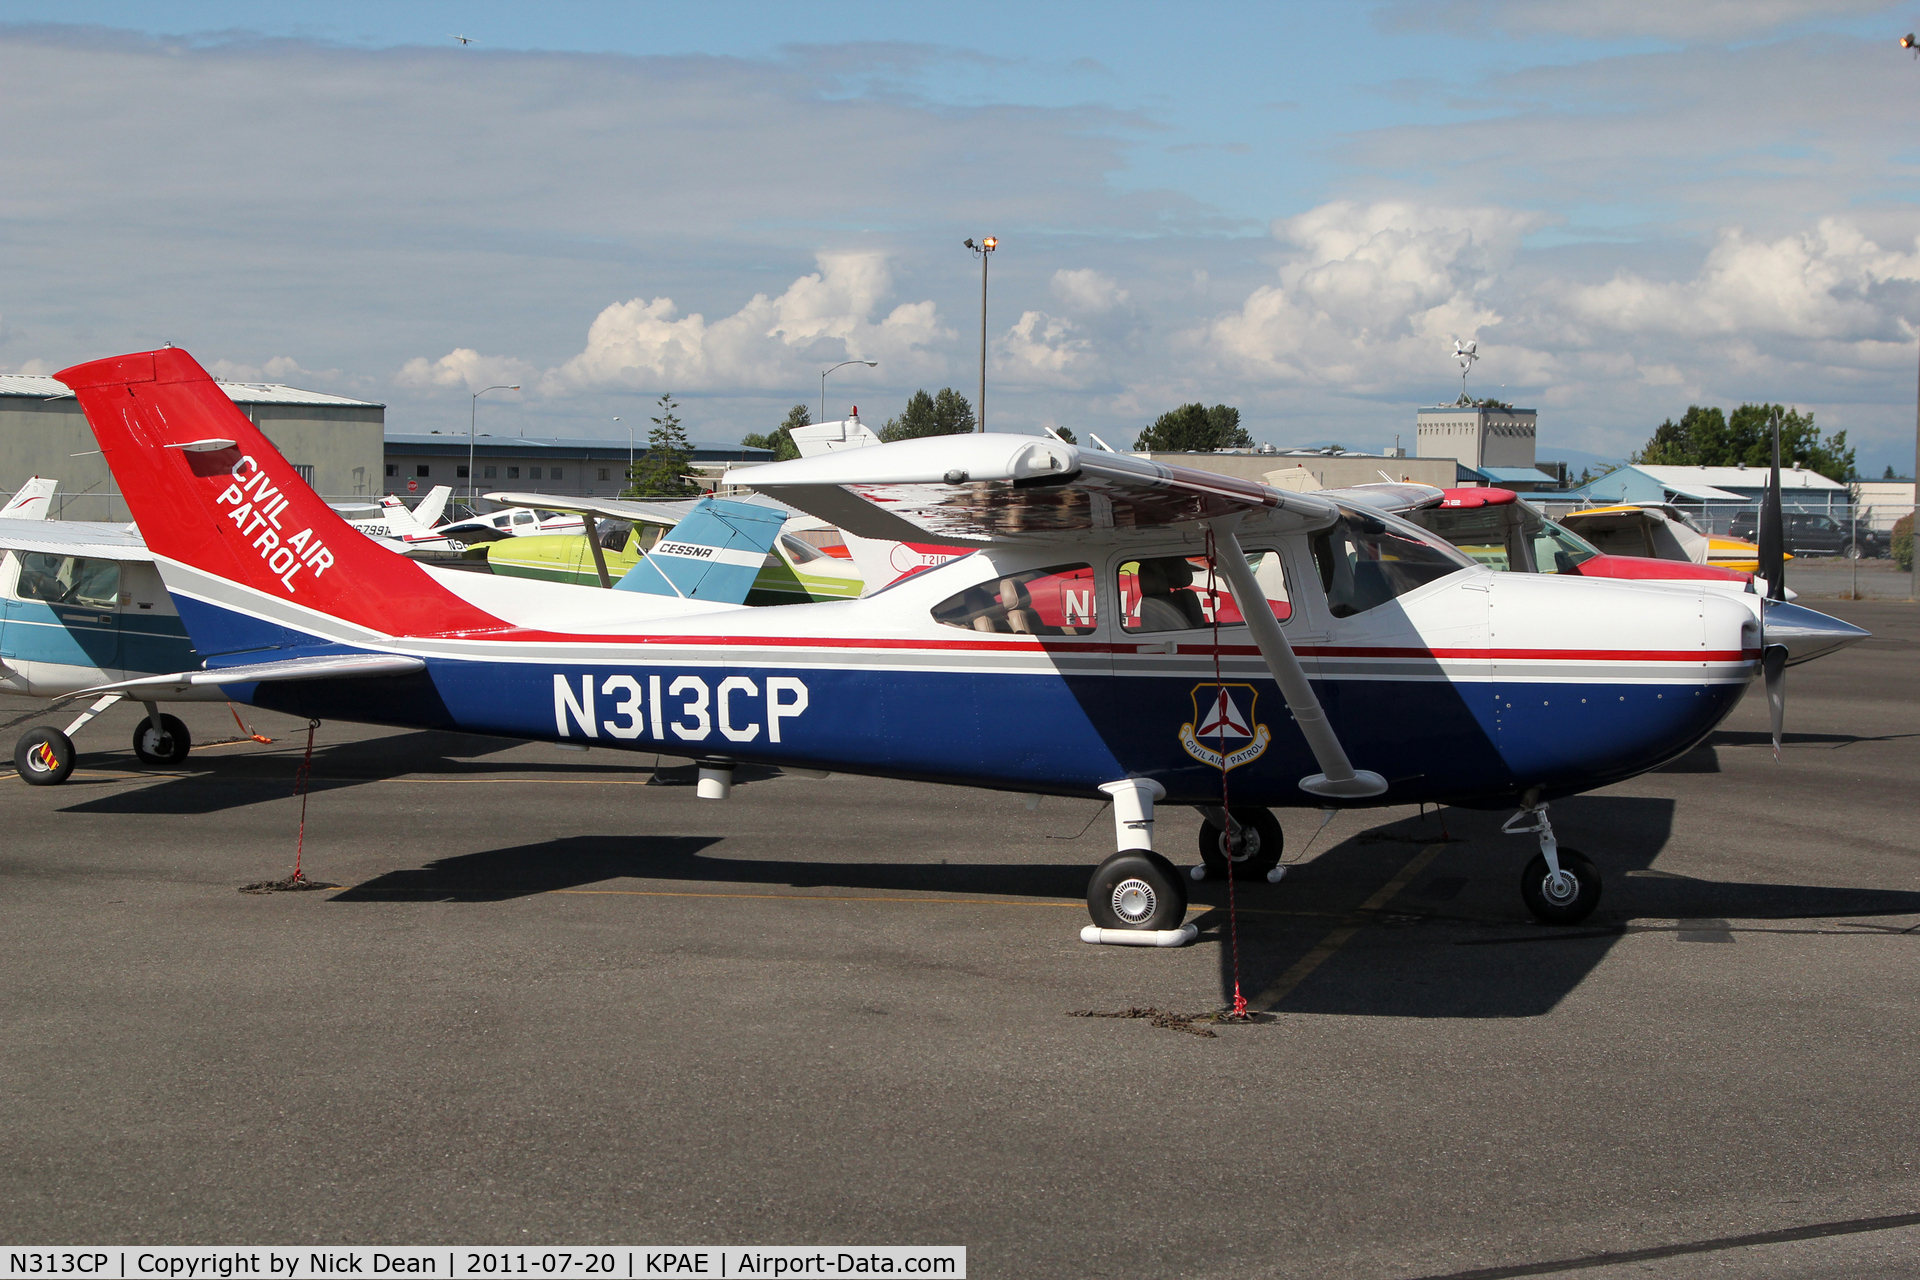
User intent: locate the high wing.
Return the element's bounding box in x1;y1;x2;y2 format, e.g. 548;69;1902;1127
482;492;708;527
734;433;1341;545
1316;483;1445;515
0;517;154;562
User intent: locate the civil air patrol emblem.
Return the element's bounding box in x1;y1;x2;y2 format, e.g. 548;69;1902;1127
1179;682;1271;771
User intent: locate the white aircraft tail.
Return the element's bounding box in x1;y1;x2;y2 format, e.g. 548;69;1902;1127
412;485;452;528
2;476;58;521
378;490;440;535
790;415;882;459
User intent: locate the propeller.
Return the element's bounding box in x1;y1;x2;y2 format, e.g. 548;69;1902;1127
1756;418;1788;759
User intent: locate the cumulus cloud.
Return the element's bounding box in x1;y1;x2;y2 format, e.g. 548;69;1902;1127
400;253;951;398
1050;269;1130;314
206;355;342;386
396;349;538;393
1197;201;1549;390
541;252;949;393
993;311;1101;388
1561;220;1920;343
1380;0;1896;41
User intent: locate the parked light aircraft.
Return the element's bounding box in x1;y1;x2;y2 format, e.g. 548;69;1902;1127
1558;502;1769;575
4;480;779;781
473;492;863;603
35;348;1870;938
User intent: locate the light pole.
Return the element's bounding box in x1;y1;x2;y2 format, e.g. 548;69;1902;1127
469;384;519;507
963;237;996;431
820;360;878;425
614;417;630;492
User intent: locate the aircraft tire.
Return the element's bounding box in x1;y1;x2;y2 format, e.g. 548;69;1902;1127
132;714;192;766
15;727;76;786
1087;849;1187;931
1520;848;1601;925
1198;807;1284;880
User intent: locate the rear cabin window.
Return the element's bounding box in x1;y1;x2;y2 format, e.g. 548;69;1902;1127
1312;511;1472;617
932;564;1096;635
15;554;121;608
1117;552;1291;632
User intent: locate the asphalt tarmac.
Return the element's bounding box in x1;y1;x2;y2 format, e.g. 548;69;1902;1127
3;600;1916;1278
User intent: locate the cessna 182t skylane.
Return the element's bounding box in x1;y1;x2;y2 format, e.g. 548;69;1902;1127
34;348;1868;937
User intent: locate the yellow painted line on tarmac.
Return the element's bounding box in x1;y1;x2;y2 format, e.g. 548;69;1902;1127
1249;842;1447;1011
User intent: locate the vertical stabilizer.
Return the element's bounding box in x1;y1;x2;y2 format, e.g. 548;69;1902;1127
54;348;500;644
0;476;58;521
615;498;786;603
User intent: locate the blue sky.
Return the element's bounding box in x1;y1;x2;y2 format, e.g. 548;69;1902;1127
1;1;1916;473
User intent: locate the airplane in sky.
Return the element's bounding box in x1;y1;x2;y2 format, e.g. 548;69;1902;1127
34;347;1869;941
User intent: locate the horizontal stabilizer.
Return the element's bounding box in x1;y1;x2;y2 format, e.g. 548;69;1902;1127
735;433;1340;545
59;652;427;702
615;498;786;603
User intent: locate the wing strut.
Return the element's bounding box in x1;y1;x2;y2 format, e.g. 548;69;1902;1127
1212;528;1387;800
584;518;613;589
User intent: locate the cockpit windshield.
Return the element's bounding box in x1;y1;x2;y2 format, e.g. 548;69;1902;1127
1312;506;1475;618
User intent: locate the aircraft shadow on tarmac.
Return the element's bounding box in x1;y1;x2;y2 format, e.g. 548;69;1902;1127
50;730;778;816
330;835;1093;905
1654;729;1920;774
1201;794;1920;1020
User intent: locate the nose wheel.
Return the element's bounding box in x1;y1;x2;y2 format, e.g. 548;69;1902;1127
1520;848;1600;924
1504;802;1602;924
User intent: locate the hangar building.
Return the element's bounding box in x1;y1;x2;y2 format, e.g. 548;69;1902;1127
0;374;384;519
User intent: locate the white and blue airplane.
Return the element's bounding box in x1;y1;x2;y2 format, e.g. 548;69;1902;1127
30;347;1866;938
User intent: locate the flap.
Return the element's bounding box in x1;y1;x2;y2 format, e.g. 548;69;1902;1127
733;433;1340;546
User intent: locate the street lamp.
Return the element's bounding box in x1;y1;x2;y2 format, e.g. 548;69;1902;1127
613;417;630;492
820;360;878;425
469;384;519;507
963;237;996;432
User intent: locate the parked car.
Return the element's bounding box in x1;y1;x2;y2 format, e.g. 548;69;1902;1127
1726;510;1887;559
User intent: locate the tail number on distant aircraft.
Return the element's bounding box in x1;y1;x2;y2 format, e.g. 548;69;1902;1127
216;456;335;593
554;673;808;743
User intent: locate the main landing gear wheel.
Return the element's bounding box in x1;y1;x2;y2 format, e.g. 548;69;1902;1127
1521;848;1601;925
1198;807;1284;880
1087;850;1188;931
132;714;192;766
15;727;76;786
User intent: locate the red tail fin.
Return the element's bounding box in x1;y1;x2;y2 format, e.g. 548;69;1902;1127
56;348;497;637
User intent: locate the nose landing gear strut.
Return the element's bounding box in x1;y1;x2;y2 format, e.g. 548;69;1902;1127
1503;801;1601;924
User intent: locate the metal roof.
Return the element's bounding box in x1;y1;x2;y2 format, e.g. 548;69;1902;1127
1635;464;1845;492
0;373;382;408
385;433;771;460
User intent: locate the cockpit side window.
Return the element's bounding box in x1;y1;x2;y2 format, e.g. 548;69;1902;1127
15;554;120;607
1311;509;1472;618
1118;552;1291;633
931;563;1097;635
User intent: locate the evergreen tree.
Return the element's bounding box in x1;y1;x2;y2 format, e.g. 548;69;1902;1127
626;393;699;497
880;388;975;441
1053;426;1077;445
742;404;807;461
1134;403;1252;452
1629;403;1853;482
